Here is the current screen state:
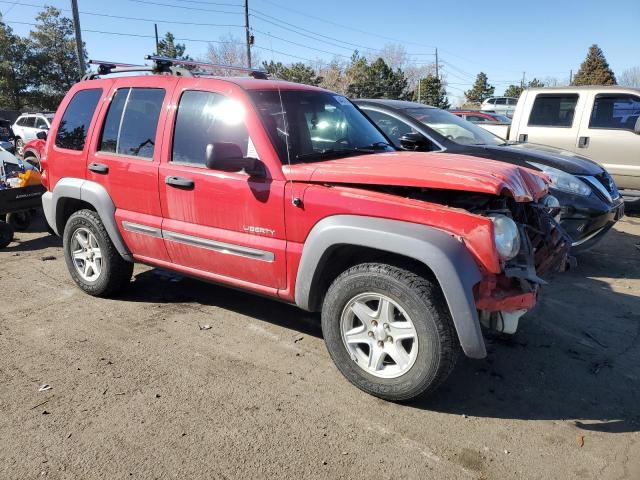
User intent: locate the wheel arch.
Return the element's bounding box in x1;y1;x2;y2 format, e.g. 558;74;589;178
42;178;133;262
295;215;486;358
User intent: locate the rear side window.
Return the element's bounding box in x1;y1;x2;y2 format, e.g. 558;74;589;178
495;98;507;105
528;94;578;127
589;94;640;130
172;90;250;166
55;89;102;150
99;88;165;159
35;117;48;129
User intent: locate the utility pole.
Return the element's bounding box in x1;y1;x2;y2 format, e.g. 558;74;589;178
70;0;85;77
244;0;252;68
418;79;421;103
521;71;526;88
435;48;439;80
569;69;573;85
154;23;160;55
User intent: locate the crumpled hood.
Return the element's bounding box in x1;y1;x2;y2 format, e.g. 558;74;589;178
284;151;548;202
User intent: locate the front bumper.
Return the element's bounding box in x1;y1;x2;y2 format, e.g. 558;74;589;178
553;189;624;250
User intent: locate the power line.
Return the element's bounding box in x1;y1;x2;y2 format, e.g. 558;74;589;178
253;0;437;50
128;0;242;15
0;1;245;27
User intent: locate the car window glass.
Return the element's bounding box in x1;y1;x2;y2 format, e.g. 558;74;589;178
35;117;48;129
22;116;35;127
363;109;414;147
249;90;394;164
172;90;251;167
528;94;578;127
99;87;165;159
487;98;495;104
589;94;640;130
404;107;504;146
55;88;103;151
495;98;507;105
507;98;517;105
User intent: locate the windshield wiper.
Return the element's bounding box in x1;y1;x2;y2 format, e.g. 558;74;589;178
295;148;377;161
356;141;392;150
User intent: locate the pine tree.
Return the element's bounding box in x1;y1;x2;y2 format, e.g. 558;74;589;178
503;78;544;98
262;61;320;86
572;44;616;86
346;55;408;99
0;15;32;110
157;32;190;60
464;72;495;104
413;74;450;109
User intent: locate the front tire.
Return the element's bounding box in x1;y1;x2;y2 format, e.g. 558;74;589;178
6;211;32;231
321;263;459;401
63;209;133;297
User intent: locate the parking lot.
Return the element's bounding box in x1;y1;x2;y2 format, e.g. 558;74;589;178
0;211;638;480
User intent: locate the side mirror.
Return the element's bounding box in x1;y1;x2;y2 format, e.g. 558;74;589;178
399;132;429;151
36;131;47;140
205;142;266;177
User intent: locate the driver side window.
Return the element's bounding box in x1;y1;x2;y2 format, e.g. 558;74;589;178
363;109;414;148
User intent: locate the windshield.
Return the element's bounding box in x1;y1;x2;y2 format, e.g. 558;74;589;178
404;107;505;146
249;90;394;164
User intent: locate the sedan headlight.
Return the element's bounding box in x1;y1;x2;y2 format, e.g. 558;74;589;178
527;162;591;196
489;214;521;260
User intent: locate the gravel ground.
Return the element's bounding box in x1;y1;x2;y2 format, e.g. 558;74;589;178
1;212;639;480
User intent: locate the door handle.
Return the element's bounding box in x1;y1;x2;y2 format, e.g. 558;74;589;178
165;175;195;189
88;162;109;174
578;136;589;148
518;133;528;143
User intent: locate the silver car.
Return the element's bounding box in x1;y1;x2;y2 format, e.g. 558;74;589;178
481;97;518;118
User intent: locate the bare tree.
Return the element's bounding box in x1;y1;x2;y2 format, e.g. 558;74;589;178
204;33;260;75
619;67;640;88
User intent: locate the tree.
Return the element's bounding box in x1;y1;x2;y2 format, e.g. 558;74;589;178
503;78;545;98
503;84;523;98
318;60;347;94
413;74;450;109
572;44;616;86
0;15;32;110
464;72;494;104
157;32;190;60
619;67;640;88
206;34;259;75
346;55;408;99
262;61;320;86
28;6;86;110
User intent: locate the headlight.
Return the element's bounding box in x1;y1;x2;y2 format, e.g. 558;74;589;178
490;214;521;260
527;162;591;196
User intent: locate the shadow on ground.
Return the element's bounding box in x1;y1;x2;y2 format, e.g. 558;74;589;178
6;208;640;432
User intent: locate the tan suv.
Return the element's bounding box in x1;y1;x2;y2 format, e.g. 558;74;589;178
508;86;640;190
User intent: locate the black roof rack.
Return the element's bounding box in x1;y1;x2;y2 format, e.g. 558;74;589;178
83;58;193;80
144;55;269;79
83;56;269;81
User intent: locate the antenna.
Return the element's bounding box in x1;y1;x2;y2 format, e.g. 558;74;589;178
144;55;269;79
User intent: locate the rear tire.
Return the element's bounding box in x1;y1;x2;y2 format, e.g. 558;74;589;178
6;211;32;231
63;209;133;297
23;153;41;171
321;263;459;401
0;221;14;248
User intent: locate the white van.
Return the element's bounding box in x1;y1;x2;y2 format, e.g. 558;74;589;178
507;86;640;190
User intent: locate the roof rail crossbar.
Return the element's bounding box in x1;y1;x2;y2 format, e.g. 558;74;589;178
83;59;193;80
144;55;269;79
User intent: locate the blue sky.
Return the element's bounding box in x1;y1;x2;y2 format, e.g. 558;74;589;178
2;0;637;101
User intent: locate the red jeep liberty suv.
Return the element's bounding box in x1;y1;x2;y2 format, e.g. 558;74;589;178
40;58;569;401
